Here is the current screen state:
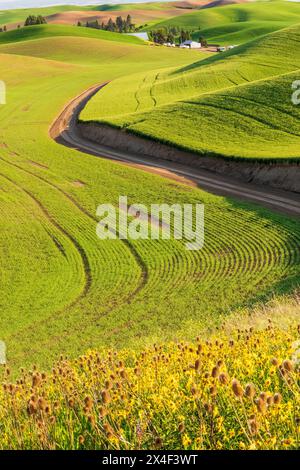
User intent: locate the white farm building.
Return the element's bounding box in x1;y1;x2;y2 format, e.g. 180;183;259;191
180;40;201;49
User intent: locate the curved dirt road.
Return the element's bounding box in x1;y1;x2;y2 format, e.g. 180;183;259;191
50;83;300;218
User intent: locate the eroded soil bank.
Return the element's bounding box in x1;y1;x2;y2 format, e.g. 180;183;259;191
78;122;300;194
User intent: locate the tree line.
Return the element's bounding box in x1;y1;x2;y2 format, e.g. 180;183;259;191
24;15;47;26
1;14;47;32
149;27;208;46
78;15;137;33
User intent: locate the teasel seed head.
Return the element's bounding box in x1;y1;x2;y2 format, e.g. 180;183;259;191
27;400;37;416
105;380;112;390
219;373;228;385
273;393;282;405
178;422;185;433
101;389;111;404
270;357;279;367
267;396;274;406
84;396;93;410
259;392;267;402
282;360;293;372
244;383;256;399
68;398;74;408
249;419;258;435
255;397;266;414
154;437;163;449
232;379;243;398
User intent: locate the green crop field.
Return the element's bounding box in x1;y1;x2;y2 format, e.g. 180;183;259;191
147;0;300;45
81;23;300;160
0;24;145;45
0;21;300;375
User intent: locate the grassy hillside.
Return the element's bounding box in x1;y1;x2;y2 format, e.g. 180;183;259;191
0;26;202;64
81;23;300;160
147;1;300;45
0;27;300;372
0;24;144;45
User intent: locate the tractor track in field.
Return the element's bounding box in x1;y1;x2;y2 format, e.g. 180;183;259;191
0;170;92;300
50;82;300;218
0;155;149;346
0;133;149;338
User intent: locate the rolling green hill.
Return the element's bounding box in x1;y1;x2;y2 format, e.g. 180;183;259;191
0;24;144;45
81;23;300;160
147;1;300;45
1;24;300;371
0;25;202;65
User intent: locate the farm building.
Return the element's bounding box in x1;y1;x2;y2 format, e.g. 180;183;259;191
180;40;201;49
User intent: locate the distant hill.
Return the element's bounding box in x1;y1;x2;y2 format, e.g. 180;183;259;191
81;23;300;161
146;0;300;45
0;1;251;31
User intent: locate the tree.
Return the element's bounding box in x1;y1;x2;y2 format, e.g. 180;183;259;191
116;16;123;33
152;29;167;44
106;18;115;32
199;36;208;47
167;32;175;44
77;21;82;27
126;14;132;30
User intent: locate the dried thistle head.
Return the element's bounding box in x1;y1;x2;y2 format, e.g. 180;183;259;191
267;396;274;406
37;397;47;411
245;383;256;399
27;400;37;416
84;396;93;410
282;360;293;372
68;398;74;408
50;416;56;424
32;373;41;388
101;389;111;404
154;437;163;449
99;406;107;419
87;415;95;427
178;422;185;433
259;392;267;402
255;397;266;414
105;380;112;390
204;402;213;414
219;373;228;385
249;418;258;435
232;379;243;398
273;393;282;405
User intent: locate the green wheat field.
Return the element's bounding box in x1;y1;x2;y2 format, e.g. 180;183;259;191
0;0;299;450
